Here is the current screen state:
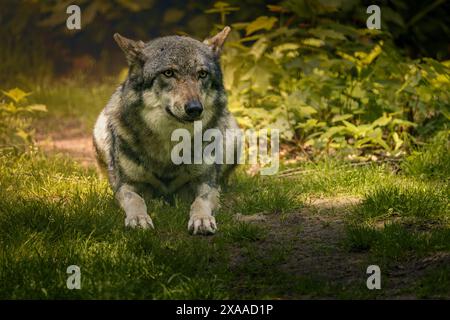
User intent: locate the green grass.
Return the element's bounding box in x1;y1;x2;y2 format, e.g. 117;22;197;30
221;222;267;243
224;175;303;215
27;76;119;131
0;129;449;298
402;130;450;181
3;57;449;298
356;183;448;219
343;135;450;280
416;265;450;298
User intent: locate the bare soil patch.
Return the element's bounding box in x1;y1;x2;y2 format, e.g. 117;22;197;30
230;197;448;298
35;118;95;167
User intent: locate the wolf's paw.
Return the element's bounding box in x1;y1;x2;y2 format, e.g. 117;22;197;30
188;214;217;235
125;213;154;229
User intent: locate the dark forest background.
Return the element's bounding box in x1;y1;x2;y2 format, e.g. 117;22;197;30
1;0;449;82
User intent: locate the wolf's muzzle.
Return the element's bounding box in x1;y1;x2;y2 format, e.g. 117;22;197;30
184;100;203;120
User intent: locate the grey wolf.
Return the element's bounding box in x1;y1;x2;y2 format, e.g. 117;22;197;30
93;27;239;235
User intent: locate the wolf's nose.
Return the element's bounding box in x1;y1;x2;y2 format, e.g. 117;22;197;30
184;101;203;118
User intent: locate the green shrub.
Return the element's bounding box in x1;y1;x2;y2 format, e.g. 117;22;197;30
207;1;450;158
0;88;47;153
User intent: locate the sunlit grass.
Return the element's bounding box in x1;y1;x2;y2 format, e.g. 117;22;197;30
344;135;450;273
28;77;119;131
0;133;449;298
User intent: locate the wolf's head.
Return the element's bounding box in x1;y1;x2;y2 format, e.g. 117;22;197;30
114;27;231;131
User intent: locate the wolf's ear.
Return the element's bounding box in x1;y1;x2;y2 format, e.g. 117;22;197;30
113;33;145;65
203;26;231;55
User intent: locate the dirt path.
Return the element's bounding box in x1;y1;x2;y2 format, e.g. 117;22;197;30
231;196;371;298
232;196;450;298
35;118;96;167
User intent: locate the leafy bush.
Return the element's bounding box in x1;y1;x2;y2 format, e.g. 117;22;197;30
209;1;450;159
0;88;47;153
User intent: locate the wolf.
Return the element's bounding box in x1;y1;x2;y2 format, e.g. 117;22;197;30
93;27;239;235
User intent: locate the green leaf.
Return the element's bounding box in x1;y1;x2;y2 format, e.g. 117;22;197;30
392;132;403;151
2;88;31;103
205;2;240;14
15;128;29;142
301;38;325;48
298;106;317;116
249;38;268;59
309;28;346;40
331;114;353;123
342;120;358;132
246;16;278;36
26;104;47;113
321;126;346;140
267;5;289;13
391;119;417;127
372;114;392;127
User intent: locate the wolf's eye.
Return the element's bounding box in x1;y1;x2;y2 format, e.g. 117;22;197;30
198;70;208;79
163;70;174;78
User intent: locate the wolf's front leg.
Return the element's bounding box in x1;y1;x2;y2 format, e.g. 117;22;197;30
188;183;220;235
116;184;154;229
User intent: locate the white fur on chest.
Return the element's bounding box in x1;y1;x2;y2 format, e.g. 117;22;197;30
139;106;201;165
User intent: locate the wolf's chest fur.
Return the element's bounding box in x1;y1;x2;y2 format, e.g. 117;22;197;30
94;100;216;195
120;128;210;184
119;108;211;176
